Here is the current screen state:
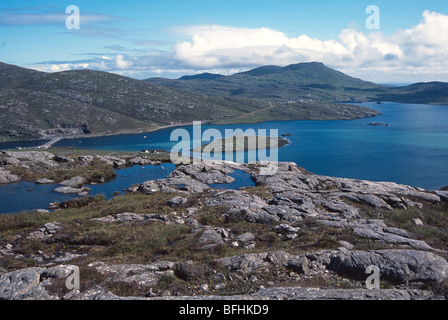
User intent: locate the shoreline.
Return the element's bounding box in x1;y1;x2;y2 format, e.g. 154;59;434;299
0;105;383;147
2;101;447;148
0;122;194;148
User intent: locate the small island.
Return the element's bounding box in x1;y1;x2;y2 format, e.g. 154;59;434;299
193;134;289;153
367;122;390;127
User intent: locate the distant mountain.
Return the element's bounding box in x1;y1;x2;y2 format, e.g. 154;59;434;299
146;62;382;101
376;82;448;105
179;73;224;81
0;62;380;142
146;62;448;105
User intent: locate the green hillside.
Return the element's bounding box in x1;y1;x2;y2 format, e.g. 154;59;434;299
0;62;380;142
146;62;448;105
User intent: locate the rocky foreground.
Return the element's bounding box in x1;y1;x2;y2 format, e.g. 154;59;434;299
0;158;448;300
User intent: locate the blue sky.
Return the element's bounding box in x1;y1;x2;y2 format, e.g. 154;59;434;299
1;0;448;82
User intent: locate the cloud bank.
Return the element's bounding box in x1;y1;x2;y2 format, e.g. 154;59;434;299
36;10;448;83
172;10;448;82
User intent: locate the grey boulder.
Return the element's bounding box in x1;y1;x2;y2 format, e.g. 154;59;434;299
329;250;448;284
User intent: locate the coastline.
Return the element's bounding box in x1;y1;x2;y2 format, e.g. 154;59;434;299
0;122;194;148
0;105;382;147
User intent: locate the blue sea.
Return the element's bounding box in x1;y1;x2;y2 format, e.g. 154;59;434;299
1;102;447;213
54;102;448;190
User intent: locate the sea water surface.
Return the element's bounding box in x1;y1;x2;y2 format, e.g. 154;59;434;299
0;164;176;214
1;102;448;214
54;102;448;190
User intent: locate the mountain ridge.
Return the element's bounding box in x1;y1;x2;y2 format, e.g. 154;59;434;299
179;72;224;81
145;62;448;105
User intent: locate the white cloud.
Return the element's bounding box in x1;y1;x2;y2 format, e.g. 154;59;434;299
49;63;89;72
31;10;448;83
115;54;131;69
50;64;70;72
174;25;348;68
172;10;448;82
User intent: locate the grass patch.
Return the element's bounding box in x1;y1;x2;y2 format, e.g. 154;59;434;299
0;255;38;271
8;158;117;183
384;205;448;251
0;195;108;239
289;219;343;252
106;281;149;297
105;223;190;260
156;273;183;292
0;192;192;262
240;185;273;201
295;275;360;290
197;206;228;226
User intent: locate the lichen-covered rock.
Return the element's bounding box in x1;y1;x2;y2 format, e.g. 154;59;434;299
28;222;64;239
59;176;87;188
54;186;87;195
0;268;48;300
197;228;225;249
35;178;55;184
0;168;21;184
334;250;448;284
215;251;292;274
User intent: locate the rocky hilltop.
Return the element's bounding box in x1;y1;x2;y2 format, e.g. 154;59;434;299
0;157;447;300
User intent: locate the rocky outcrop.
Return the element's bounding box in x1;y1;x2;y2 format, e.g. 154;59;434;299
321;218;436;251
58;176;87;188
1;160;448;301
88;261;176;287
250;287;433;300
35;178;55;185
331;250;448;284
0;151;166;188
177;163;236;184
286;249;448;285
0;168;20;184
215;251;292;274
54;186;89;196
91;212;170;224
130;170;210;195
2;151;57;168
0;258;438;301
0;267;52;300
28;222;64;240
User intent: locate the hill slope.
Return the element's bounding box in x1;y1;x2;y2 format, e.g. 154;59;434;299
179;72;224;81
0;62;381;142
146;62;448;105
0;63;266;142
376;82;448;105
146;62;382;101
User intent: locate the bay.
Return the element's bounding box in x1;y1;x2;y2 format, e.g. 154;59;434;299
53;102;448;190
1;101;448;214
